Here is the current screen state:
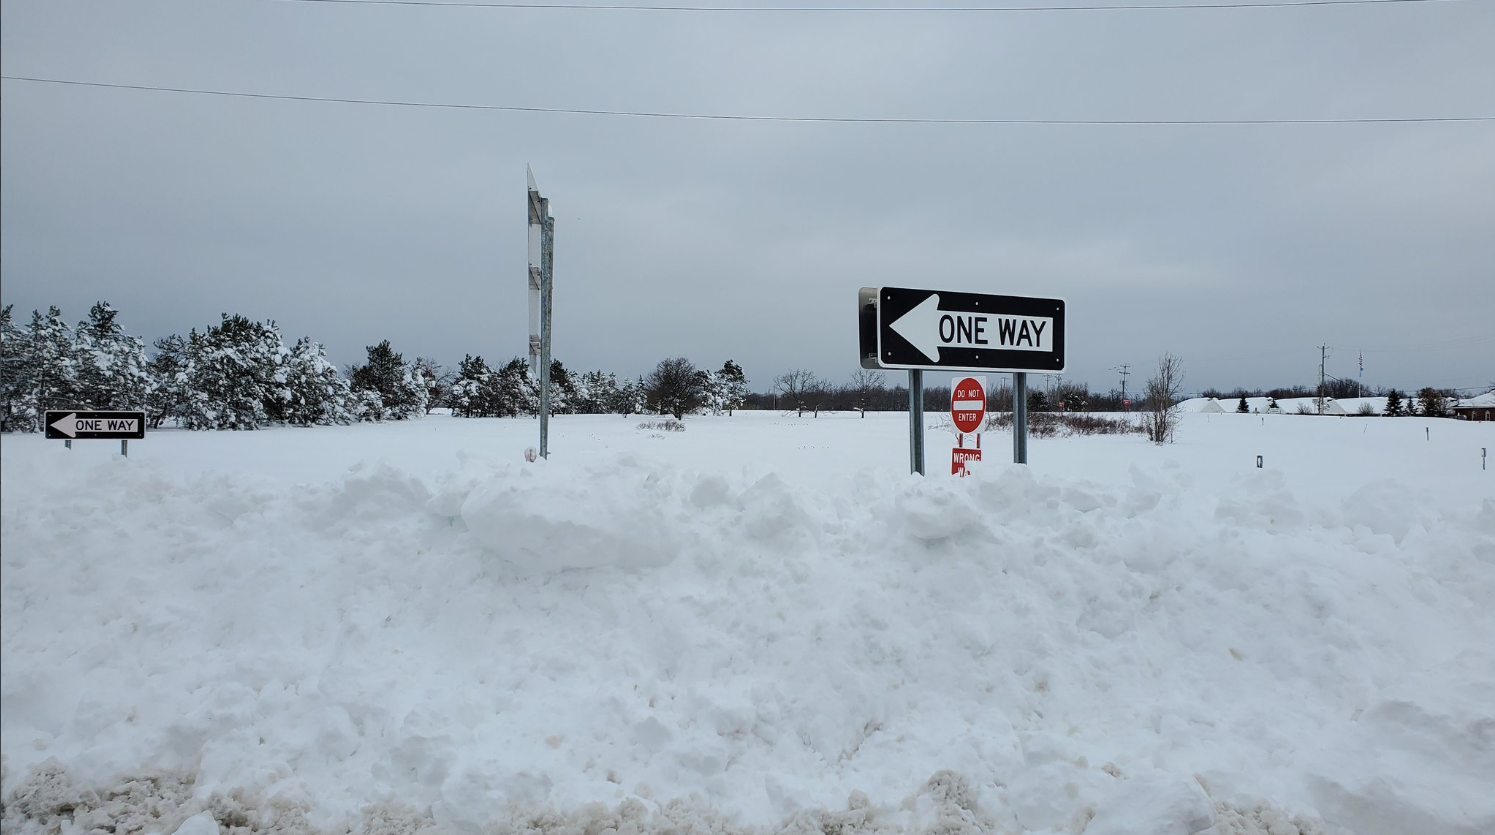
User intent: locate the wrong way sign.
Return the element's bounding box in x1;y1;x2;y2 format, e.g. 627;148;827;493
45;410;146;441
860;286;1065;373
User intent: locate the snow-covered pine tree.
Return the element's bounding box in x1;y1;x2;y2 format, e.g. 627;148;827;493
715;360;749;416
0;305;39;432
29;307;81;417
578;370;618;414
73;302;149;412
1236;394;1249;414
608;376;638;416
412;357;451;415
496;358;537;417
182;315;290;430
283;337;354;426
348;341;426;420
696;368;721;416
547;359;577;415
145;335;192;429
450;354;497;417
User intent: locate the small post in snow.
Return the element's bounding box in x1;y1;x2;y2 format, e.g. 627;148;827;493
1013;372;1029;465
1256;455;1263;469
908;369;925;475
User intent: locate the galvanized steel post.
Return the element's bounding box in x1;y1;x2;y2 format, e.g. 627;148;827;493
909;369;925;475
1013;372;1028;464
539;198;554;460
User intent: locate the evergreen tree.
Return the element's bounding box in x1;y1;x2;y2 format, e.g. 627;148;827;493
578;370;618;414
609;376;641;416
1416;387;1447;418
350;389;386;423
283;337;354;426
412;357;451;415
28;308;71;416
1383;389;1404;417
496;358;537;417
715;360;749;416
547;359;576;415
181;314;289;430
145;335;192;429
1236;394;1249;414
0;305;38;432
450;354;500;417
348;341;426;420
73;302;149;411
28;307;81;417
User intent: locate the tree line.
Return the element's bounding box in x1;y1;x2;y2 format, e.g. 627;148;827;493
0;303;751;432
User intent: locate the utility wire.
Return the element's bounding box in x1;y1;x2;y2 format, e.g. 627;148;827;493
263;0;1463;11
5;75;1493;125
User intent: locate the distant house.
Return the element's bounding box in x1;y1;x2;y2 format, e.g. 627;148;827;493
1451;391;1495;422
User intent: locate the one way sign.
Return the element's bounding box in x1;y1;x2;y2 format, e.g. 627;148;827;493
45;410;146;440
860;286;1066;373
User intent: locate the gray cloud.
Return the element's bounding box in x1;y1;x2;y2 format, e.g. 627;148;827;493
3;0;1492;396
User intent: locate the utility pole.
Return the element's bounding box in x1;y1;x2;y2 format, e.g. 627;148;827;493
1318;344;1330;415
1112;364;1131;410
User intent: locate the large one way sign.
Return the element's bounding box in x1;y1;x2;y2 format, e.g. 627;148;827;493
861;286;1066;373
45;410;146;440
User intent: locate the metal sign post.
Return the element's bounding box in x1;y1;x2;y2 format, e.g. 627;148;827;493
527;167;555;459
908;369;925;475
1012;372;1028;465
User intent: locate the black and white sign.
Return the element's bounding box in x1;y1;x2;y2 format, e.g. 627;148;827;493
861;286;1065;373
45;410;146;441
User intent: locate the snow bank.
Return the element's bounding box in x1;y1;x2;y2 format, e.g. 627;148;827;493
3;418;1492;834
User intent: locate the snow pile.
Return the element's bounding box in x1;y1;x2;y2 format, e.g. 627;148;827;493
3;422;1493;835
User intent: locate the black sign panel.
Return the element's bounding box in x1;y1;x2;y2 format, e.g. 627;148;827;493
44;410;146;440
863;286;1066;373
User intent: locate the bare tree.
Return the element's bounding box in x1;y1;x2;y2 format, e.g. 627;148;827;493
849;369;886;418
1142;352;1184;444
644;357;705;420
774;369;820;417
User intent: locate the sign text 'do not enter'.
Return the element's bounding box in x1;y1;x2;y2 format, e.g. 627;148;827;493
951;376;986;434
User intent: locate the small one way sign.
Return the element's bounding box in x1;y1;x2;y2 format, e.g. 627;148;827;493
45;410;146;441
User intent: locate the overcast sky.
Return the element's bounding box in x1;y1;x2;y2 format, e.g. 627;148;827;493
3;0;1492;396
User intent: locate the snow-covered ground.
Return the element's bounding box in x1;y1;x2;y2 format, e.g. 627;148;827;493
2;411;1492;835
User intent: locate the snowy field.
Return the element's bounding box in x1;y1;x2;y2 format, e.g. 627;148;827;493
2;411;1492;835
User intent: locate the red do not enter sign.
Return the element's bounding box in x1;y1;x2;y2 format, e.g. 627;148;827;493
951;376;987;434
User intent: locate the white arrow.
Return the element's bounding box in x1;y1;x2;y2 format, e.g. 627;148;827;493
889;294;946;362
888;294;1055;363
50;413;78;438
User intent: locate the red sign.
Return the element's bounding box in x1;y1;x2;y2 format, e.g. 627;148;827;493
952;447;982;476
951;376;987;434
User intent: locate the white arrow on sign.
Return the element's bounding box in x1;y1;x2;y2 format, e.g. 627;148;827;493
50;413;78;438
888;294;1054;362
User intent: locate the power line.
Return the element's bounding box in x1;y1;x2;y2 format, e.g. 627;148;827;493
1358;333;1495;353
5;75;1493;125
262;0;1463;11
